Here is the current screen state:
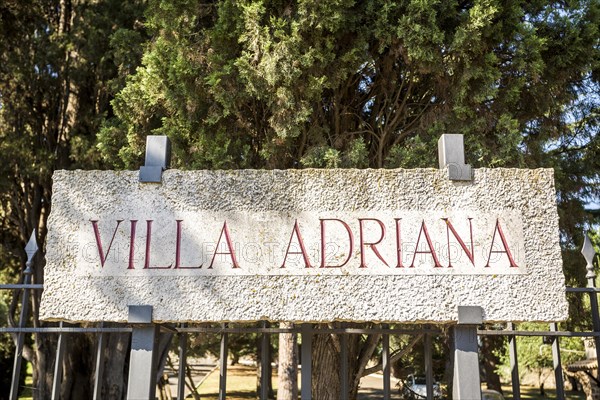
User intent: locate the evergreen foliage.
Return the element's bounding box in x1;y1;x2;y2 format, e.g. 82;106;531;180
0;0;598;398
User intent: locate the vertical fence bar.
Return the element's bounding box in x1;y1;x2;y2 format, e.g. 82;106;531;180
93;322;105;400
9;275;32;400
424;330;434;400
219;323;228;400
177;326;188;400
51;321;66;400
589;287;600;378
10;232;37;400
340;328;349;400
583;234;600;377
506;322;520;400
260;321;270;400
301;324;312;400
550;323;565;400
382;324;390;400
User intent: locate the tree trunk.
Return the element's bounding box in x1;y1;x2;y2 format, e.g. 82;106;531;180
277;322;298;400
481;334;504;394
312;332;341;400
100;332;130;399
60;334;94;399
311;323;377;400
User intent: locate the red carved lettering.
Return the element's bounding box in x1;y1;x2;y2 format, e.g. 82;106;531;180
175;220;202;269
486;219;518;268
209;221;240;269
358;218;389;268
128;220;137;269
144;220;171;269
443;218;474;267
91;219;123;267
281;220;313;268
410;220;442;268
320;219;354;268
395;218;404;268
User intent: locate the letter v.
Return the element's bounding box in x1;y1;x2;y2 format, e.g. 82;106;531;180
90;220;123;267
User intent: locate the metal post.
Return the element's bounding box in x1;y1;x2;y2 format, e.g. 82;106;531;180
260;321;270;400
177;327;188;400
9;230;37;400
301;324;312;400
438;134;473;181
93;322;106;400
219;323;228;400
582;234;600;376
453;306;482;400
51;321;66;400
139;135;171;183
382;324;390;400
506;322;520;400
424;330;434;400
340;329;348;400
550;323;565;400
126;305;159;400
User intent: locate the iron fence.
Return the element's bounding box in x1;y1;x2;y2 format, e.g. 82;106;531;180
2;275;600;400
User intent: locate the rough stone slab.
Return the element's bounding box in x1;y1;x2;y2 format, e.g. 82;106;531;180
40;168;568;323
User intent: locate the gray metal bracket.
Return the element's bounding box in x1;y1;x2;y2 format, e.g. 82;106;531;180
139;135;171;183
453;306;482;400
126;305;159;400
438;134;473;181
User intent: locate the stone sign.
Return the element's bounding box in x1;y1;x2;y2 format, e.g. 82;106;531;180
40;168;568;323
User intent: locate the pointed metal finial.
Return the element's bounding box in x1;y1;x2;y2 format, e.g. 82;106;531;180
25;230;38;262
24;230;38;274
582;233;596;279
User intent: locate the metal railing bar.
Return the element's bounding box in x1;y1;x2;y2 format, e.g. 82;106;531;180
478;330;600;337
424;330;434;400
260;321;270;400
51;322;66;400
340;327;349;400
175;327;441;335
218;323;228;400
550;323;565;400
7;326;600;337
0;284;44;290
507;322;520;400
92;322;106;400
0;327;132;333
566;287;600;292
0;326;440;335
300;324;312;400
9;267;33;400
382;324;390;400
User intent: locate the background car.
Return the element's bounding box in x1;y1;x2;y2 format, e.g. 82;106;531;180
401;375;443;399
482;389;506;400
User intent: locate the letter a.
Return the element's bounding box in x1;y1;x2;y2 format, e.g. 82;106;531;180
281;220;313;268
410;221;442;268
209;221;240;269
486;219;518;268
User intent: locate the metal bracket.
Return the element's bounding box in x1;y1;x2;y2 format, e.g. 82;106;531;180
457;305;483;325
438;134;473;181
139;135;171;183
128;305;153;324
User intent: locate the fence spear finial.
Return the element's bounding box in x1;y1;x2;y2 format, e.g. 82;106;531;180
582;233;596;279
24;229;38;273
